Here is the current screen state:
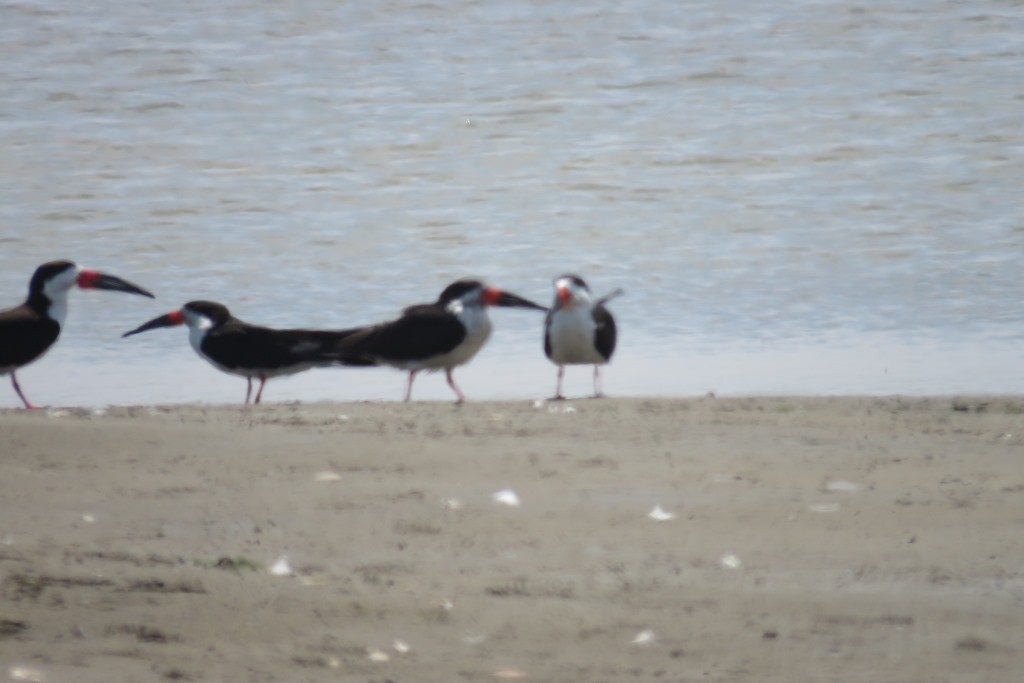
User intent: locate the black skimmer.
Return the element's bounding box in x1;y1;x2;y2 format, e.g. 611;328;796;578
331;279;546;403
1;260;154;409
543;274;622;400
122;300;363;404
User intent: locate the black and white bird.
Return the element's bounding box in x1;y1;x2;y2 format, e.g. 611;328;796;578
123;301;361;404
543;274;622;400
1;260;154;409
331;279;547;402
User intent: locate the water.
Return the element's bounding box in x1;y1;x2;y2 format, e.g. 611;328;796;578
1;0;1022;406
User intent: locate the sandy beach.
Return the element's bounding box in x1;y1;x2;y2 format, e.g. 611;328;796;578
1;396;1023;682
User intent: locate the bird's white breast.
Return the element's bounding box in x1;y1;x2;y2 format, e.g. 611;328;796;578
547;305;605;365
187;316;213;356
46;294;69;330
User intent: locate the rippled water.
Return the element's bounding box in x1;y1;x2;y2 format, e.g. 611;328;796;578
2;0;1022;406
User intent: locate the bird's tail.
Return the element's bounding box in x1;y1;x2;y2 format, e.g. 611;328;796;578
287;328;377;367
313;326;380;367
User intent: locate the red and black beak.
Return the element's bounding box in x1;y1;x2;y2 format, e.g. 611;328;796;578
122;309;185;337
483;287;548;311
77;269;155;299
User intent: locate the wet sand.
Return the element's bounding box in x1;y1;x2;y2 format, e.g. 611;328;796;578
2;396;1023;682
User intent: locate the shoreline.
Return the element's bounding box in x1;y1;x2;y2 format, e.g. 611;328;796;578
2;396;1023;681
8;328;1024;409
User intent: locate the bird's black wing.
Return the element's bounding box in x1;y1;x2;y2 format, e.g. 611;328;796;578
592;305;617;361
0;306;61;368
331;307;468;365
201;321;363;371
595;288;624;307
543;309;555;361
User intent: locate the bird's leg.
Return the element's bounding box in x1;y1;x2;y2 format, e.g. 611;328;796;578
404;370;418;402
550;366;566;401
254;374;268;404
592;365;605;399
445;369;466;404
11;372;39;410
245;377;253;404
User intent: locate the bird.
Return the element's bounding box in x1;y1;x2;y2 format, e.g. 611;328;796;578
122;300;364;404
543;274;622;400
1;260;154;409
330;279;547;403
